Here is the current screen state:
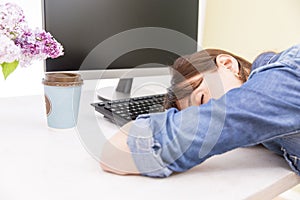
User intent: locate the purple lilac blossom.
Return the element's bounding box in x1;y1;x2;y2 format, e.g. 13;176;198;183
15;28;64;67
0;2;64;68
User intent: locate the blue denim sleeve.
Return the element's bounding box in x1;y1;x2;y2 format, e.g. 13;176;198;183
127;115;173;177
127;44;300;177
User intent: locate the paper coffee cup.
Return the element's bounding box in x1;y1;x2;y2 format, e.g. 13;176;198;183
42;73;83;129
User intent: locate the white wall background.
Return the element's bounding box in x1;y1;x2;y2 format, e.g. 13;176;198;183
0;0;43;97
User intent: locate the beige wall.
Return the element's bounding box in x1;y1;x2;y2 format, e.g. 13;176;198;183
202;0;300;62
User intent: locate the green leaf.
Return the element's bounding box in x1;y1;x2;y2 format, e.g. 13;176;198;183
1;60;19;80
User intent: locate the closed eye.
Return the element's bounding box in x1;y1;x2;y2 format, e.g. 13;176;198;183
200;94;204;105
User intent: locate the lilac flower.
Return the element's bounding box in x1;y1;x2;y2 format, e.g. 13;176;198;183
14;28;64;67
36;30;64;59
0;2;26;39
0;2;64;79
0;35;21;63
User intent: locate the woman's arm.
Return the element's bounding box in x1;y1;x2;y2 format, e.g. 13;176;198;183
100;122;140;175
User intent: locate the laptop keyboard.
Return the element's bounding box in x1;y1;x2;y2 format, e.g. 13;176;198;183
91;94;166;126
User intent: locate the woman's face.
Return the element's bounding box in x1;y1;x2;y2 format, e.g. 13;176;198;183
174;67;242;110
167;53;244;110
175;73;216;110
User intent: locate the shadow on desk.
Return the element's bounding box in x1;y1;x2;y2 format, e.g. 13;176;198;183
187;145;290;175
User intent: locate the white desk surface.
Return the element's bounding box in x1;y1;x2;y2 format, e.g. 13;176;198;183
0;92;299;200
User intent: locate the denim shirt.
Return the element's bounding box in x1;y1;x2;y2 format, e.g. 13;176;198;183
127;44;300;177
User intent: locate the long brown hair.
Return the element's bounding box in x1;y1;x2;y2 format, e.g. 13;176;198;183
164;49;252;109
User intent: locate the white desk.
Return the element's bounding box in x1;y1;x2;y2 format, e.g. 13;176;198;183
0;92;299;200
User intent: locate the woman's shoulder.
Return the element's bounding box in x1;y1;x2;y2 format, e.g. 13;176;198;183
251;51;278;71
251;44;300;71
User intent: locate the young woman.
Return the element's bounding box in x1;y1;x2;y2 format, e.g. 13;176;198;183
100;45;300;178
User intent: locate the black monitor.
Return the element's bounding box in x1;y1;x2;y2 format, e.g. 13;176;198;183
43;0;199;99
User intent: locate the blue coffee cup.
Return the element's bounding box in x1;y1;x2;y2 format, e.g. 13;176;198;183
43;73;83;129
